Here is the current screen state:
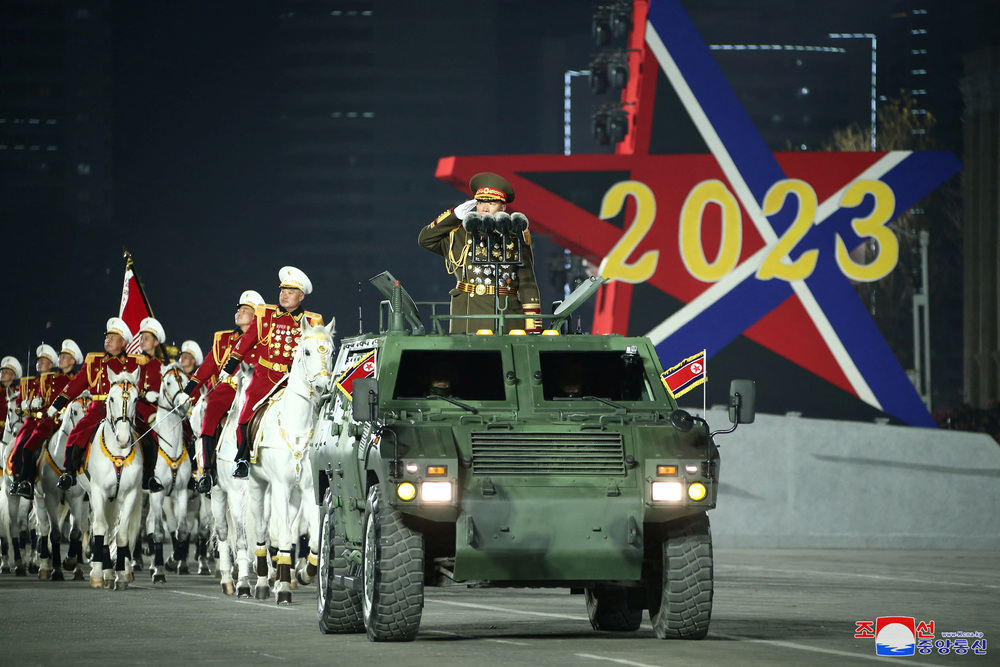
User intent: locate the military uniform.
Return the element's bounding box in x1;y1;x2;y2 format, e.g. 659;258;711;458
418;172;541;334
0;356;23;434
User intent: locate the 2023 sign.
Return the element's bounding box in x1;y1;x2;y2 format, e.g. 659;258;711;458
598;179;898;285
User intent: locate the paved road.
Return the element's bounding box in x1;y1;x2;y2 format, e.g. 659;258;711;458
1;548;996;666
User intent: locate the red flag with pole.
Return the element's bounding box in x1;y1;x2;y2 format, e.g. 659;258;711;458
120;252;154;355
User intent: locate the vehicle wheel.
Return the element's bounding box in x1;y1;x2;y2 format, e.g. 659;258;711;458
586;585;643;631
318;491;365;634
647;513;713;639
361;484;424;641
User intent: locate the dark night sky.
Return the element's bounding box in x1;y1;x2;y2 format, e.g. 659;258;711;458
5;0;1000;414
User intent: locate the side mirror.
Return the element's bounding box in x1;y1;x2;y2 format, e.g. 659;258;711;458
352;378;379;422
728;379;756;425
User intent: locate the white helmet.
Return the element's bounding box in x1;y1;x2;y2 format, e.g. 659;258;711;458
1;356;23;378
61;339;84;365
138;316;166;344
106;317;134;345
180;340;204;366
36;343;59;365
239;290;265;309
278;266;312;295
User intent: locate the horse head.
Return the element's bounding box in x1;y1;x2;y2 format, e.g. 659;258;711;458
159;362;189;410
60;391;92;434
295;317;336;397
106;369;139;446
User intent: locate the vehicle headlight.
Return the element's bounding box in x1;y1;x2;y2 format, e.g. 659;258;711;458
688;482;707;502
396;482;417;502
651;481;683;502
420;481;453;503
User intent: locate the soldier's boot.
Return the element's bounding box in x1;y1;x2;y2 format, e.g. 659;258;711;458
57;446;83;490
196;435;217;495
140;434;164;493
231;424;250;479
14;457;36;499
7;445;26;496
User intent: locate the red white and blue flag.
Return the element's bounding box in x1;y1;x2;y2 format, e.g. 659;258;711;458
661;350;706;399
119;253;154;355
335;350;376;400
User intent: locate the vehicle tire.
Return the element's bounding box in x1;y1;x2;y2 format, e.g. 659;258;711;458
361;484;424;641
317;490;365;634
585;585;643;631
647;513;713;640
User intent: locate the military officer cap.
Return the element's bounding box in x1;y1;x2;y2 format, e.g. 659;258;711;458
139;316;166;344
279;266;312;295
180;340;204;366
106;317;133;345
61;339;84;365
2;356;23;378
470;172;515;204
239;289;265;309
36;343;58;365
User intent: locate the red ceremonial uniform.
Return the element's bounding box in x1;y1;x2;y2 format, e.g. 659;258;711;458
134;353;162;441
52;351;142;461
10;369;74;463
227;304;323;438
0;381;12;431
186;328;259;439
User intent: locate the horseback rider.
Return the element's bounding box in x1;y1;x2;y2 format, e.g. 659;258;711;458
50;318;142;489
216;267;323;479
0;356;23;434
175;289;265;494
7;341;81;498
177;340;203;377
134;317;167;493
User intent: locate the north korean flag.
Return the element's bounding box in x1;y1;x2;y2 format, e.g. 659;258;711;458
335;350;376;400
661;350;706;399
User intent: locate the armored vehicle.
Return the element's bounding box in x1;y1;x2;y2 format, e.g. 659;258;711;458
311;271;755;641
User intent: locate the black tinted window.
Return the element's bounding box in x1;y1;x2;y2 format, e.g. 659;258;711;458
393;350;506;401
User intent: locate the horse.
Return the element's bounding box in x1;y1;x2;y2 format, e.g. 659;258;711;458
246;317;335;604
85;369;144;590
145;362;193;584
1;385;31;575
34;393;92;581
195;362;257;597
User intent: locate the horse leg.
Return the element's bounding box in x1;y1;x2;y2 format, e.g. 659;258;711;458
89;494;112;588
114;491;140;590
296;494;321;586
35;497;52;580
270;483;294;605
248;478;270;600
149;491;167;584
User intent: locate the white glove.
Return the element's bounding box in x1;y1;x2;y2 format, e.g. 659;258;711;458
145;390;159;403
31;397;43;409
47;405;57;418
176;391;191;405
454;199;478;221
218;369;230;382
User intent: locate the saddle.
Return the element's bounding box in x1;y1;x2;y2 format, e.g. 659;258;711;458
248;386;285;463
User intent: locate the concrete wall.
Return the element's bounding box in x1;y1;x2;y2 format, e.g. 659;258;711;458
702;410;1000;549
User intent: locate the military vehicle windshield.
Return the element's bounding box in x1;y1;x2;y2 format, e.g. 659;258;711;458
392;349;506;401
540;350;653;402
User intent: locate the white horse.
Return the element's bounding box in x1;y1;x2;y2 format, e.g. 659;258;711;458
197;363;257;597
1;386;31;575
247;317;335;604
86;369;144;590
34;393;92;580
145;362;193;584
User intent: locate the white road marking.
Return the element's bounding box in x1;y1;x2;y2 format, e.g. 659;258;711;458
717;564;1000;589
713;633;953;667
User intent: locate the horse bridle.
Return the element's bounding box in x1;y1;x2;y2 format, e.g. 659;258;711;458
161;366;188;406
298;333;333;393
105;380;136;433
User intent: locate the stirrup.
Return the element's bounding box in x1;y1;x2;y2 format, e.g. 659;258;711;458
196;473;213;495
7;482;20;497
57;473;75;490
14;481;33;499
147;477;164;493
232;460;250;479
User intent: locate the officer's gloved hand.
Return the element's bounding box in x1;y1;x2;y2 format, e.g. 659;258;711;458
47;405;57;418
30;397;43;409
176;392;190;406
454;199;478;221
145;390;159;404
218;370;230;382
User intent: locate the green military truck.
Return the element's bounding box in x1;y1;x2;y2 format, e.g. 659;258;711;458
311;271;755;641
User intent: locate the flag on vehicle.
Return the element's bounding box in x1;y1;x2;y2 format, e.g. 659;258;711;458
119;252;155;355
661;350;707;399
336;350;376;399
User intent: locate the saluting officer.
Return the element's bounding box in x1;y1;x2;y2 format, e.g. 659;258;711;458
418;172;542;333
135;317;167;492
51;318;142;489
217;267;323;479
176;289;264;493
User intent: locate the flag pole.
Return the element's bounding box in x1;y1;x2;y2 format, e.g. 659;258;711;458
702;348;707;419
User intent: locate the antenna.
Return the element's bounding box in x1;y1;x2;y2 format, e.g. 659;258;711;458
358;281;363;334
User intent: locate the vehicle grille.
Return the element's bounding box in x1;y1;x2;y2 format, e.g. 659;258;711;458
471;432;625;476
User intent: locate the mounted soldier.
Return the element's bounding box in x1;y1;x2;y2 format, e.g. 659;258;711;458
0;356;23;436
216;267;323;479
7;341;81;498
51;318;142;489
134;317;167;492
176;289;265;493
